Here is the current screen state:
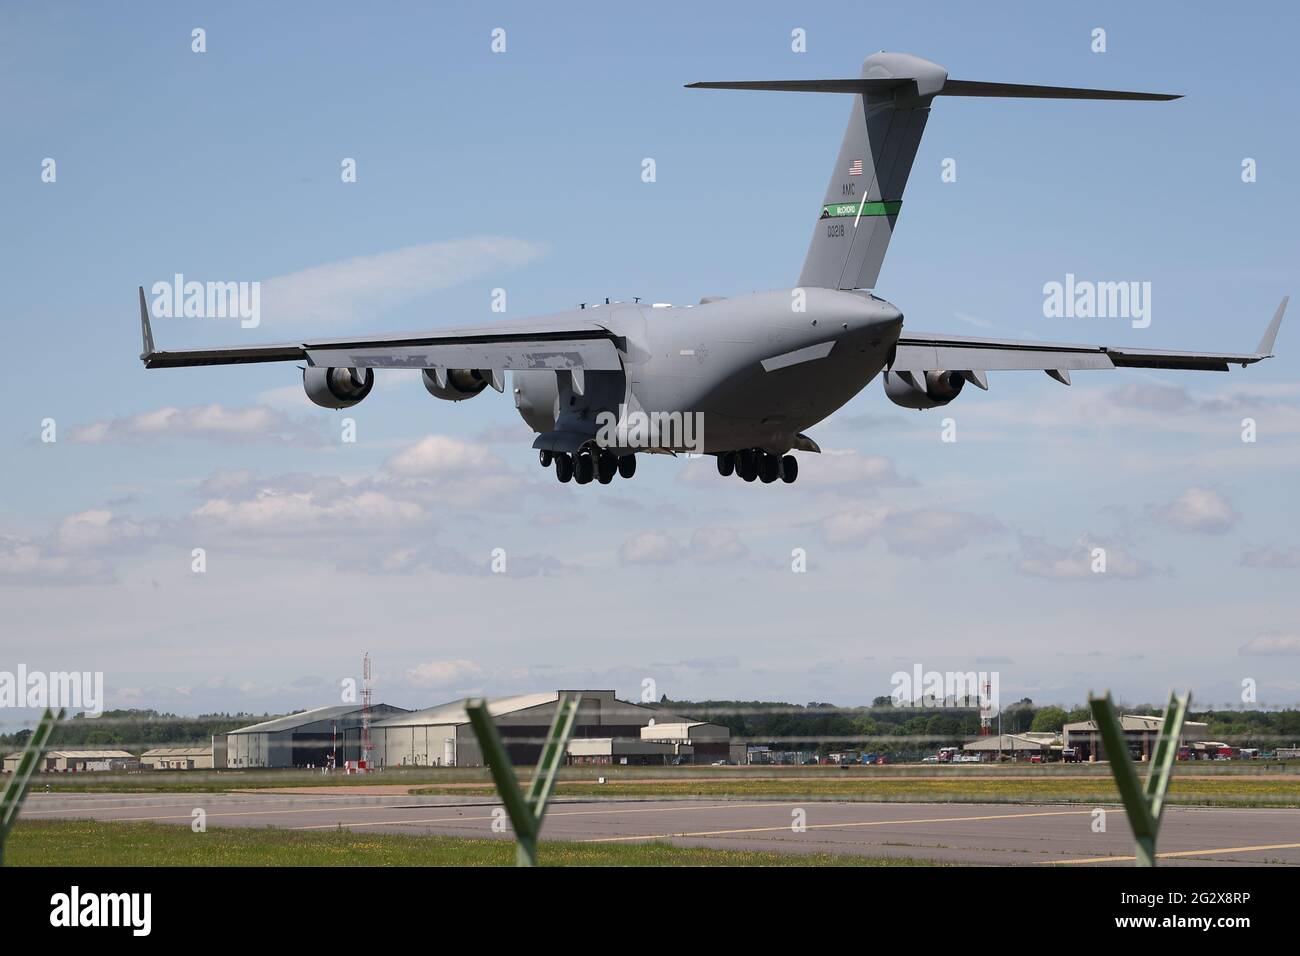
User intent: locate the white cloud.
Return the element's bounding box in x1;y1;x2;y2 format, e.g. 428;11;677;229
820;507;891;548
69;404;323;445
619;531;681;565
1240;546;1300;569
406;659;485;687
194;489;422;533
1150;487;1238;534
259;236;547;327
1014;533;1152;581
0;535;104;584
820;506;1000;556
688;526;747;563
880;509;1001;557
56;510;157;552
1239;634;1300;656
796;450;910;489
384;435;500;477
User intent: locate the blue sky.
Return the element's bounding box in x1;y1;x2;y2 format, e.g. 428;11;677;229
2;2;1298;728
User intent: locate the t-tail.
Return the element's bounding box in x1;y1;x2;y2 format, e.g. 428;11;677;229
688;52;1179;292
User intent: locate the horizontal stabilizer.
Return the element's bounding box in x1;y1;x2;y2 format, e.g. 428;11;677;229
687;78;1180;101
940;79;1179;101
686;79;909;94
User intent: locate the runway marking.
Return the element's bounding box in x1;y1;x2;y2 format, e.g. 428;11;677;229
1043;842;1300;865
26;799;788;827
578;808;1094;843
289;801;802;831
23;799;316;817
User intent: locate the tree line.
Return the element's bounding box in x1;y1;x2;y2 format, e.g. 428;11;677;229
659;698;1300;757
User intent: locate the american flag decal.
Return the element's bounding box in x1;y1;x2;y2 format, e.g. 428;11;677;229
848;159;863;176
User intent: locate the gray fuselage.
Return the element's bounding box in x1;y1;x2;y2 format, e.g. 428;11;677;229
513;287;903;455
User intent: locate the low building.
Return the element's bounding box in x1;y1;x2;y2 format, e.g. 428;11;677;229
640;720;730;764
567;738;682;765
3;749;139;773
140;747;214;770
1062;714;1209;762
963;732;1058;760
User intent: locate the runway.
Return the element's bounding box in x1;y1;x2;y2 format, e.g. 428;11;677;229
22;793;1300;865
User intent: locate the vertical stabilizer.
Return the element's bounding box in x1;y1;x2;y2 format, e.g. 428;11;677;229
798;53;946;291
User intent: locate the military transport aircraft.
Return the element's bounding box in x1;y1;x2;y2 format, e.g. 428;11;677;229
139;52;1286;486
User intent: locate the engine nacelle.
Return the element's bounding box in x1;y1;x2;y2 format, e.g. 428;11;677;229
512;370;559;432
883;369;966;409
422;368;490;401
303;366;374;409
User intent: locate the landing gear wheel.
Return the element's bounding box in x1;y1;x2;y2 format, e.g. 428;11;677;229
779;454;798;484
617;454;637;479
716;452;735;477
554;453;573;483
737;449;757;481
596;451;616;484
574;452;594;484
538;449;553;467
759;452;779;483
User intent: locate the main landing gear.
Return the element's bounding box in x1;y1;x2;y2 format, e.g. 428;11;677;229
716;449;798;484
548;448;636;484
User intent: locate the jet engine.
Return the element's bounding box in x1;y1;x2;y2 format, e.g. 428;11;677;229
512;370;560;432
882;369;966;409
422;368;492;401
303;366;374;409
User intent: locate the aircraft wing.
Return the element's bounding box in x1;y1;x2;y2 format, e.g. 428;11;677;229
136;287;624;371
892;298;1287;383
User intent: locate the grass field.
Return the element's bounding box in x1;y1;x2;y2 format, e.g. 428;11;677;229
407;775;1300;806
19;762;1300;809
28;761;1300;798
4;819;923;867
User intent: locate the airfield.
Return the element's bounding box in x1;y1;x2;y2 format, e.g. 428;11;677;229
12;765;1300;866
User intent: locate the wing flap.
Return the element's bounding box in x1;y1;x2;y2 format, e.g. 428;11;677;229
137;286;623;371
893;298;1286;374
893;334;1116;372
306;336;622;371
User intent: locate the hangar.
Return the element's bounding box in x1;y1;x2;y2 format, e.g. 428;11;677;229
373;690;729;767
216;703;409;769
1062;713;1209;761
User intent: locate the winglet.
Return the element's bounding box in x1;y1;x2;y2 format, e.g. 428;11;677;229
138;286;156;362
1256;296;1288;357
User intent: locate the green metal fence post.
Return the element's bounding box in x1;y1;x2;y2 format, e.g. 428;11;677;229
1088;691;1189;866
465;693;582;866
0;707;64;866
